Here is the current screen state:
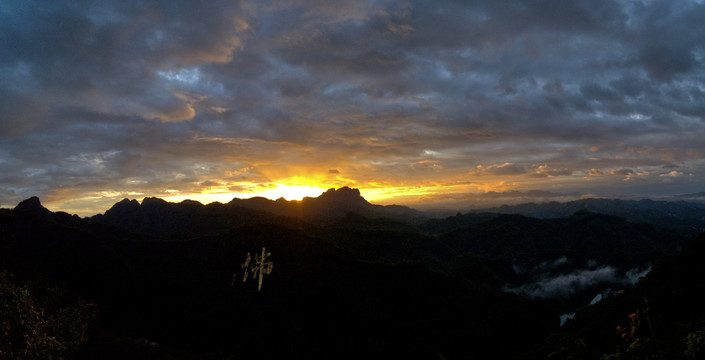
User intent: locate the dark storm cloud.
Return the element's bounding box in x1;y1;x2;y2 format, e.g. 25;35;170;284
630;1;705;82
1;0;705;213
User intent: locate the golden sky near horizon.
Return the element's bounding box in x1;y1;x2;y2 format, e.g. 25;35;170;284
2;0;705;216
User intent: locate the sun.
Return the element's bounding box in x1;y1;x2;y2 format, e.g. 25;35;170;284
257;184;329;201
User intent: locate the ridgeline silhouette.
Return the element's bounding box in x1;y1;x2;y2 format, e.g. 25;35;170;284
2;188;705;359
92;187;424;239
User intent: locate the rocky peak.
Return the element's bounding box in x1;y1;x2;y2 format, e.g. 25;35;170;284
314;187;368;206
14;196;51;215
104;198;142;216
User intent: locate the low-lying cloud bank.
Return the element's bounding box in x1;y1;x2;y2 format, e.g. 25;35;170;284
505;264;651;299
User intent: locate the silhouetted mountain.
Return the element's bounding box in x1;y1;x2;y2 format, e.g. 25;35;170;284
675;191;705;199
2;196;554;360
229;186;425;223
1;192;700;359
437;211;683;266
14;196;49;214
102;198;148;229
469;198;705;235
94;196;290;239
320;212;457;266
93;187;424;239
533;234;705;359
13;195;81;224
311;186;368;207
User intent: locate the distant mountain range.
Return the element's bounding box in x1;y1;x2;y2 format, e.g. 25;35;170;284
2;188;705;359
227;187;425;222
12;187;705;237
469;198;705;235
88;187;424;239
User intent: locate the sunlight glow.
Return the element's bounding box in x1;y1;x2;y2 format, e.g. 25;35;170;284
252;184;329;200
163;183;329;204
44;178;522;217
358;181;514;204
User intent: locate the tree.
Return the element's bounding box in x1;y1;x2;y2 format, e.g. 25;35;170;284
0;269;96;359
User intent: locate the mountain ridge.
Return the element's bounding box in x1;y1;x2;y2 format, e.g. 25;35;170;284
2;188;703;359
91;187;424;239
468;197;705;235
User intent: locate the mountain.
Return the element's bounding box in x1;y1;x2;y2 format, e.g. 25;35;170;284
1;191;701;359
436;211;680;262
229;186;425;222
532;234;705;359
1;195;553;360
13;195;81;224
93;187;425;239
14;196;50;214
92;195;295;240
469;198;705;235
675;191;705;200
420;210;689;313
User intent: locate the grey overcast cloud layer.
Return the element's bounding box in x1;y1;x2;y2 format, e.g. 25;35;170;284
1;0;705;215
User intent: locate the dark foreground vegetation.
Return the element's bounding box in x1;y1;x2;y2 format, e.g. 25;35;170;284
2;188;704;359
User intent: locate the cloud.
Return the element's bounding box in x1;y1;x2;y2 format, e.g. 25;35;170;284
609;169;635;177
529;164;573;178
632;2;705;82
2;0;705;214
660;171;685;178
200;180;220;187
0;89;50;138
588;169;605;176
475;163;527;176
505;265;651;299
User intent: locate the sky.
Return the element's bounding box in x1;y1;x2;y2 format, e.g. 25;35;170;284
1;0;705;216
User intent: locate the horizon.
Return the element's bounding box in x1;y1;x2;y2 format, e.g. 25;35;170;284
5;186;705;218
2;1;705;216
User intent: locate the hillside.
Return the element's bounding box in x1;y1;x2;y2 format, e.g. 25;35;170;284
91;187;425;240
531;234;705;359
470;198;705;236
1;189;701;359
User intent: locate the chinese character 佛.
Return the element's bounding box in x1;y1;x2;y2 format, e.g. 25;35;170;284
233;247;274;292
